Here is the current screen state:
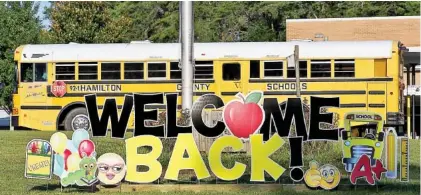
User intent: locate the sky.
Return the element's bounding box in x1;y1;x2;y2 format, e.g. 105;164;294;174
36;1;51;28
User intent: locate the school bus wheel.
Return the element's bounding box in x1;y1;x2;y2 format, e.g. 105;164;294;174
64;108;90;131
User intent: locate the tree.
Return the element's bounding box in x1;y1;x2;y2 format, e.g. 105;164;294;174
47;1;132;43
113;1;419;43
113;1;179;43
0;1;42;113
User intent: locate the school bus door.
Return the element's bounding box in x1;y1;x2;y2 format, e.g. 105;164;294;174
19;62;49;104
215;60;248;103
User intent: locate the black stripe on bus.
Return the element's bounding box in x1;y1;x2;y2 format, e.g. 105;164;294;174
97;105;180;109
221;92;240;96
47;91;214;97
97;104;216;110
64;79;215;84
21;106;62;110
97;103;368;110
263;90;366;95
98;103;367;110
340;104;366;108
369;91;386;95
369;104;386;108
249;78;393;83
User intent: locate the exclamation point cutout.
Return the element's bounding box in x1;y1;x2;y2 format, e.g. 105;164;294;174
289;137;304;182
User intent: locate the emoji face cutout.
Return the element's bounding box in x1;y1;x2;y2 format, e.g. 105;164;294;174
319;164;341;190
97;153;126;185
304;161;322;188
303;160;341;190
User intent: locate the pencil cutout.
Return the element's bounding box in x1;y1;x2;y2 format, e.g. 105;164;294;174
385;128;397;179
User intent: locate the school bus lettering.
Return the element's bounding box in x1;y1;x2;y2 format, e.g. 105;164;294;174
177;83;210;91
266;83;307;91
355;114;372;119
69;84;122;92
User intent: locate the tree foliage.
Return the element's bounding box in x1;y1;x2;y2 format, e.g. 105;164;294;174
48;1;132;43
0;1;42;112
0;1;419;111
111;1;420;42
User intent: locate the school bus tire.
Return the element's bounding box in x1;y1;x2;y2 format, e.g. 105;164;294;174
64;108;90;131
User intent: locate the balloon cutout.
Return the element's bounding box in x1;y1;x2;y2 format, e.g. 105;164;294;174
67;153;82;173
78;140;95;158
72;129;90;149
53;154;65;178
63;149;72;171
66;140;78;153
50;132;68;154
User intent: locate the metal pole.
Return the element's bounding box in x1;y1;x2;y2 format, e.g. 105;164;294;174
407;95;411;137
411;64;416;139
180;1;194;110
9;115;14;131
412;94;415;139
406;64;410;137
294;45;300;97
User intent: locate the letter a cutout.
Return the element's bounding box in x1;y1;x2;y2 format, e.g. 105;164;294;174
350;154;374;185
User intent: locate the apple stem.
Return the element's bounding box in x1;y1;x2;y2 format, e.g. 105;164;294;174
235;92;246;102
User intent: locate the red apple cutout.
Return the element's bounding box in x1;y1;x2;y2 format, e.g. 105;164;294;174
223;91;265;139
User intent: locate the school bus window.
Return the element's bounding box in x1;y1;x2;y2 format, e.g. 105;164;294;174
124;62;144;79
148;62;166;79
55;62;75;80
250;60;260;78
311;60;331;78
264;61;283;78
170;62;181;79
223;63;240;81
334;59;355;77
78;62;98;80
287;60;307;78
34;63;47;82
21;63;33;82
195;61;213;80
101;62;121;80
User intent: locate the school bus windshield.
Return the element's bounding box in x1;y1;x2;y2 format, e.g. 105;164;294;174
350;123;379;139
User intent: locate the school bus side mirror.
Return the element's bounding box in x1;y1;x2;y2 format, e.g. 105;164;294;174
341;130;348;140
377;132;384;142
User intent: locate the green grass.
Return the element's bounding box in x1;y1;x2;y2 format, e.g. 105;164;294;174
0;130;419;195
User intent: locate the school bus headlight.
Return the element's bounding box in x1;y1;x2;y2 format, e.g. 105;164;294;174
344;141;350;146
375;142;381;147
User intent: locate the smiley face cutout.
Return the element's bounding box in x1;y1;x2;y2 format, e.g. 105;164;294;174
318;164;341;190
304;160;341;190
97;153;126;185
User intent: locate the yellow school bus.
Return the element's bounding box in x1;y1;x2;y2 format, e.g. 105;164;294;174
341;112;385;172
11;40;405;131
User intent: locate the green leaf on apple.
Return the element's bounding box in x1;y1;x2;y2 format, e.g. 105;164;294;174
245;92;262;103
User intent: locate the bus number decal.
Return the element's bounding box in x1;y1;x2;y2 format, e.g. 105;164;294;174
267;83;307;91
69;84;122;92
177;83;210;91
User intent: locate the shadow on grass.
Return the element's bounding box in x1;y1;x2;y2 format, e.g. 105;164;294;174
29;183;100;193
